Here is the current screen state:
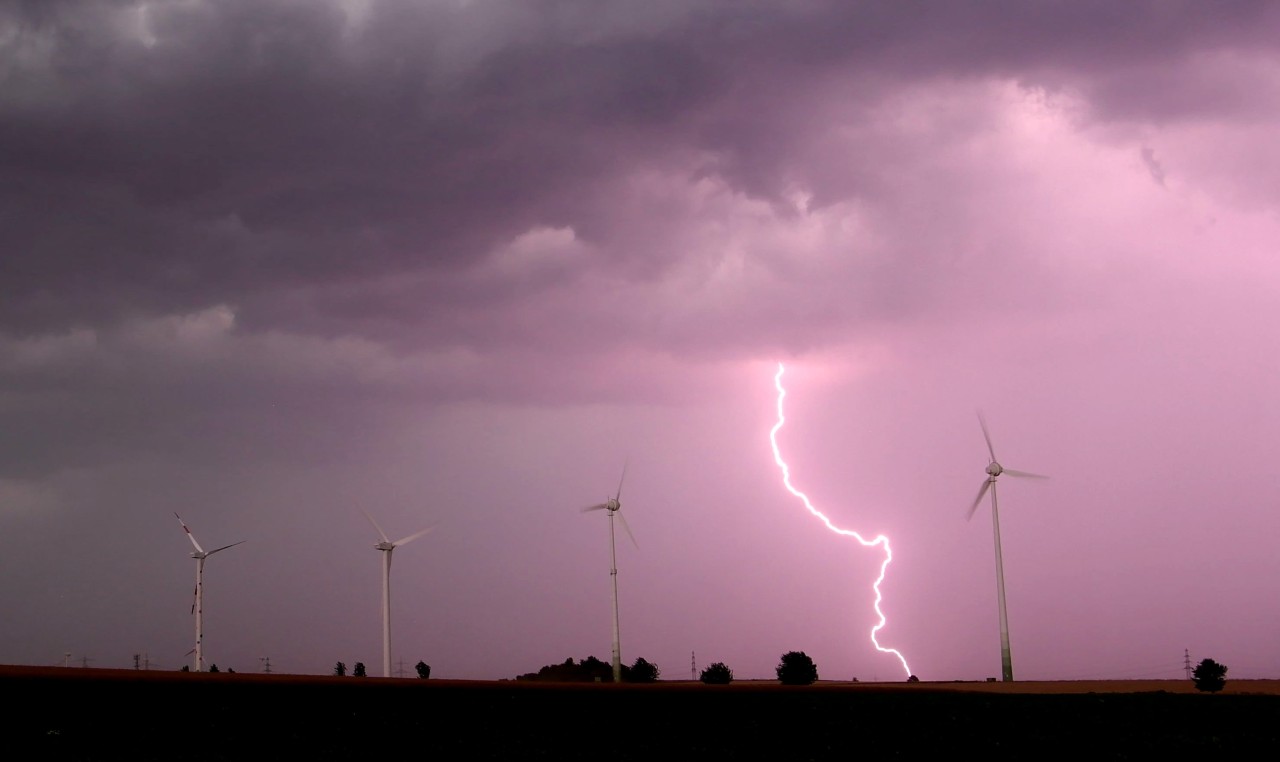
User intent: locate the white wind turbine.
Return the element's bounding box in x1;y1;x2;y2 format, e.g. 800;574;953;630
362;510;434;678
582;467;637;683
174;513;245;672
966;413;1047;682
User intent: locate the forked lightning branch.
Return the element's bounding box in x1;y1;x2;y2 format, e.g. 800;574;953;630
769;363;912;678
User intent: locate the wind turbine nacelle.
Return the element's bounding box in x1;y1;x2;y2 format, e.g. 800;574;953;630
986;462;1003;477
607;499;621;512
375;542;396;551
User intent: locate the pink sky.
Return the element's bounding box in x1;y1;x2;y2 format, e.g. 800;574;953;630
1;1;1279;681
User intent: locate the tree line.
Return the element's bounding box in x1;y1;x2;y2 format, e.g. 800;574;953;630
516;656;660;683
332;661;431;678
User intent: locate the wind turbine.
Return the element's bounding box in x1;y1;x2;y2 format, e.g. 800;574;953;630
966;413;1047;682
582;467;637;683
362;510;434;678
174;513;244;672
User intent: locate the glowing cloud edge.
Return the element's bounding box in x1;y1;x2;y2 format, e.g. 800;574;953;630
769;362;912;678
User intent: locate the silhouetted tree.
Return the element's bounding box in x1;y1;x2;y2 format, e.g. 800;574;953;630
208;664;219;673
580;657;606;681
353;662;367;677
700;662;733;685
227;667;235;674
180;666;189;673
625;657;660;683
415;661;431;679
907;675;920;682
334;661;347;676
514;656;614;682
1193;658;1228;692
776;651;818;685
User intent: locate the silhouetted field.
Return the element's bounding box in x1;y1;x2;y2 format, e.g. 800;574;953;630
6;666;1278;760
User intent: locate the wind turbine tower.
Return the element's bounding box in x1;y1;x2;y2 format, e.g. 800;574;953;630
966;414;1047;682
174;513;245;672
363;510;433;678
582;468;637;683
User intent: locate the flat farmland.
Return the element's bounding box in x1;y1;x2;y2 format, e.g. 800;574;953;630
6;666;1278;759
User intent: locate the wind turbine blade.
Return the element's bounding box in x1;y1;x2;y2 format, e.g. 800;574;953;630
966;480;992;522
617;510;638;549
1002;469;1049;480
582;503;609;512
207;540;246;556
361;509;391;544
615;461;628;501
977;411;997;463
392;525;434;547
174;513;205;554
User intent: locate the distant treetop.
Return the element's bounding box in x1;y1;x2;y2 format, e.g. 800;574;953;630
700;662;733;685
1192;658;1227;693
514;656;662;683
776;651;818;685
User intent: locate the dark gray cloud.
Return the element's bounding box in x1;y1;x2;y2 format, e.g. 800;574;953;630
1;0;725;335
4;0;1278;339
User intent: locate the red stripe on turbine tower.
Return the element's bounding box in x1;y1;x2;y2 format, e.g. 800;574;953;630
769;363;912;678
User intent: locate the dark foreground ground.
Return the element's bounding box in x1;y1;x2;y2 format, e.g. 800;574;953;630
5;667;1279;760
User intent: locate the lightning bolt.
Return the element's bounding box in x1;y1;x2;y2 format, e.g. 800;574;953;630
769;362;912;678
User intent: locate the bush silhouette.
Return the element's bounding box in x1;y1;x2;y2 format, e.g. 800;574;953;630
415;661;431;679
700;662;733;685
333;662;346;676
1192;658;1227;692
626;657;660;683
515;656;612;682
776;651;818;685
353;662;367;677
